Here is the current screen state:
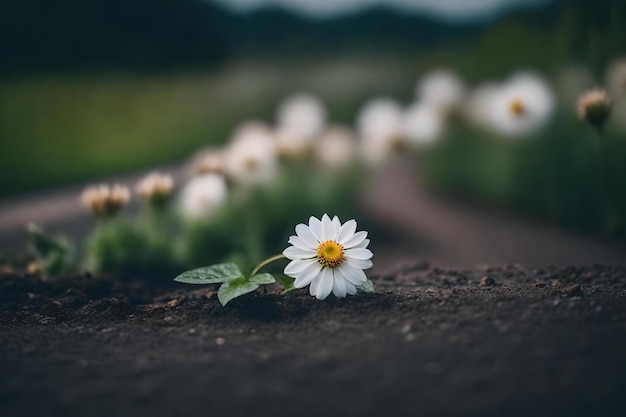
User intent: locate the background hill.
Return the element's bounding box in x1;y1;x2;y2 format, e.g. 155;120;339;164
2;0;622;75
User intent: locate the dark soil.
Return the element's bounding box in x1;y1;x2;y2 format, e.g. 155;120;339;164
2;261;626;417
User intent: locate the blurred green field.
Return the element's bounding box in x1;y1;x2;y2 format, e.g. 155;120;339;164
0;70;259;196
0;59;422;197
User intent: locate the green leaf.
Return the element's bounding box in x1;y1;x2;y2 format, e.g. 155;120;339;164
174;263;243;285
28;223;66;256
218;280;259;306
357;279;375;293
274;274;296;293
249;273;276;285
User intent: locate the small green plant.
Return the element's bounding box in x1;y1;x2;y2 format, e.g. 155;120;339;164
174;214;375;306
27;223;75;275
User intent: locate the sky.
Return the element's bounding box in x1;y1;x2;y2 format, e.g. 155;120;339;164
213;0;552;20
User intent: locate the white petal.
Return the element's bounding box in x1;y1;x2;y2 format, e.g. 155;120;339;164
309;276;320;296
296;223;319;246
288;236;312;251
283;246;316;260
316;267;334;300
345;280;357;295
332;270;347;298
345;248;373;260
355;239;370;249
336;219;357;245
346;257;373;270
343;231;368;249
338;263;367;285
293;262;323;288
309;216;324;243
331;216;342;239
284;259;316;276
321;214;333;242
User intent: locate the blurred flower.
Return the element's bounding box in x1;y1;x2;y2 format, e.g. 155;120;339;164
81;184;130;218
274;129;309;158
232;120;273;137
605;58;626;99
417;69;465;113
178;173;228;220
283;214;372;300
401;102;444;145
224;121;278;186
313;126;357;169
357;98;405;164
485;72;555;137
577;88;612;130
464;82;500;127
136;173;173;208
275;93;326;156
190;148;225;175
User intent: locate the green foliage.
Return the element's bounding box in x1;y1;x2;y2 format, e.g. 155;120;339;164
217;273;277;306
27;224;75;275
84;218;182;280
274;275;296;294
357;280;376;294
423;114;626;238
175;260;277;306
174;263;243;284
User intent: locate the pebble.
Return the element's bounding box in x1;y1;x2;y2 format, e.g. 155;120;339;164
188;328;197;335
480;276;495;287
215;337;225;345
565;284;584;297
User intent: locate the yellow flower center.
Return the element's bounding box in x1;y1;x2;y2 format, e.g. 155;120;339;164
316;240;345;269
244;157;259;171
509;98;526;116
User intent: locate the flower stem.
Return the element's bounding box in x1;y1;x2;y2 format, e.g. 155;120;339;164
251;254;286;276
593;128;619;233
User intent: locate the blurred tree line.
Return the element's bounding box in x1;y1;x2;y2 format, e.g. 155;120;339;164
0;0;624;76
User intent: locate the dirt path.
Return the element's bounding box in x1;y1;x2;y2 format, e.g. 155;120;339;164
364;158;626;267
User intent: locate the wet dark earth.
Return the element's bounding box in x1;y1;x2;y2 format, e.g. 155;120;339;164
2;261;625;417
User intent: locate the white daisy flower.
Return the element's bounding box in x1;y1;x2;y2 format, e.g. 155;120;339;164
485;71;555;138
275;93;326;155
283;214;373;300
223;121;278;187
356;98;405;165
189;147;225;176
417;69;465;113
136;172;174;206
313;126;357;169
401;102;444;146
81;184;130;218
178;173;228;220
